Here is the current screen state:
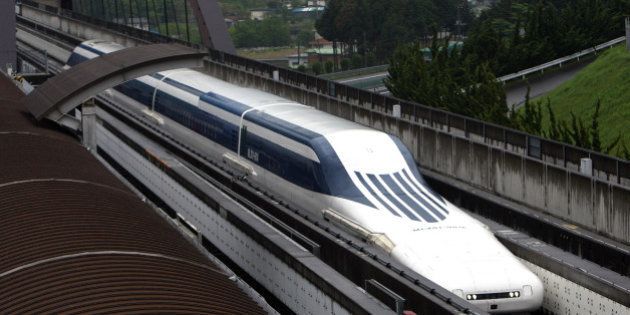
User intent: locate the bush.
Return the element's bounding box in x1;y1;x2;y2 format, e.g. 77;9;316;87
230;17;291;48
350;54;363;69
365;52;377;66
311;62;323;75
340;59;350;71
324;61;334;73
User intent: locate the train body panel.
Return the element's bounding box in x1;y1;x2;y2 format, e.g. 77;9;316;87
71;40;544;313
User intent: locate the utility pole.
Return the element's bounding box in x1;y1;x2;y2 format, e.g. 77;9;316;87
626;16;630;51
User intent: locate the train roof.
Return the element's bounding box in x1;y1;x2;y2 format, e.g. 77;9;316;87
162;69;374;139
75;41;381;150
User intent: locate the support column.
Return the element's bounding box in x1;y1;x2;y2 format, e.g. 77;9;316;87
0;0;16;74
187;0;235;53
82;99;97;152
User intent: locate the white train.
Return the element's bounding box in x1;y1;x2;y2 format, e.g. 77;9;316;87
69;40;544;313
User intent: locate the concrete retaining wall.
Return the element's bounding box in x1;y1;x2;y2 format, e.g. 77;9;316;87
204;60;630;245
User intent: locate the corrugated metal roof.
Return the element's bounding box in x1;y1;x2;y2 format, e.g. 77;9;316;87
24;43;206;122
0;74;267;314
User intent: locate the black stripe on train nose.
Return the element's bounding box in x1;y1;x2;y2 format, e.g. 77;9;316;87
402;169;448;214
391;172;446;221
366;174;421;222
355;172;402;218
379;174;439;222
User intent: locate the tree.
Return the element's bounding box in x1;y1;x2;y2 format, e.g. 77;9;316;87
385;36;511;126
324;61;334;73
543;98;622;154
230;17;291;48
513;85;543;135
315;0;472;64
296;30;313;47
340;59;350;71
311;62;323;75
463;0;630;75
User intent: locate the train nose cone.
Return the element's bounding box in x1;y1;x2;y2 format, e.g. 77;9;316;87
392;242;544;313
431;260;544;313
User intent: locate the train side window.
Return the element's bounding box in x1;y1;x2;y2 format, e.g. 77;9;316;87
240;125;248;142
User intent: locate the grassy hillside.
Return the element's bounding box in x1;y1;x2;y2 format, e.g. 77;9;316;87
535;45;630;152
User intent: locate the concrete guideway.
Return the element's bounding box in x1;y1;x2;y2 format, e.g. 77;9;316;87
25;43;206;127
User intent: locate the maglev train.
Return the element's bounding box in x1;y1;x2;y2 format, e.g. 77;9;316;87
68;40;544;313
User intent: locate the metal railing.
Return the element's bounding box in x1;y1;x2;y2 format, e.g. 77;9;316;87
319;64;389;81
320;36;625;86
498;36;625;82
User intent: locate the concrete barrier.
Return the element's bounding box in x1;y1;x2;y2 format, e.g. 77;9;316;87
546;166;570;218
612;187;630;241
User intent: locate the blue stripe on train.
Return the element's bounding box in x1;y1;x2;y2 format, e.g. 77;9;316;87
79;44;105;56
66;52;89;67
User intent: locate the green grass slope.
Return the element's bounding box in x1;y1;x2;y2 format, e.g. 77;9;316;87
536;45;630;150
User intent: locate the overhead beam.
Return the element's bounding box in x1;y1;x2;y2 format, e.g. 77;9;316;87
25;44;206;123
188;0;236;53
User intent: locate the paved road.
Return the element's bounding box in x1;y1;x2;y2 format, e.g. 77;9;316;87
505;60;593;108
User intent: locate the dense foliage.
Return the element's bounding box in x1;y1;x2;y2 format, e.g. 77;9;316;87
514;95;627;156
315;0;473;62
386;38;510;125
386;35;627;157
384;0;630;157
229;17;292;48
463;0;630;75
